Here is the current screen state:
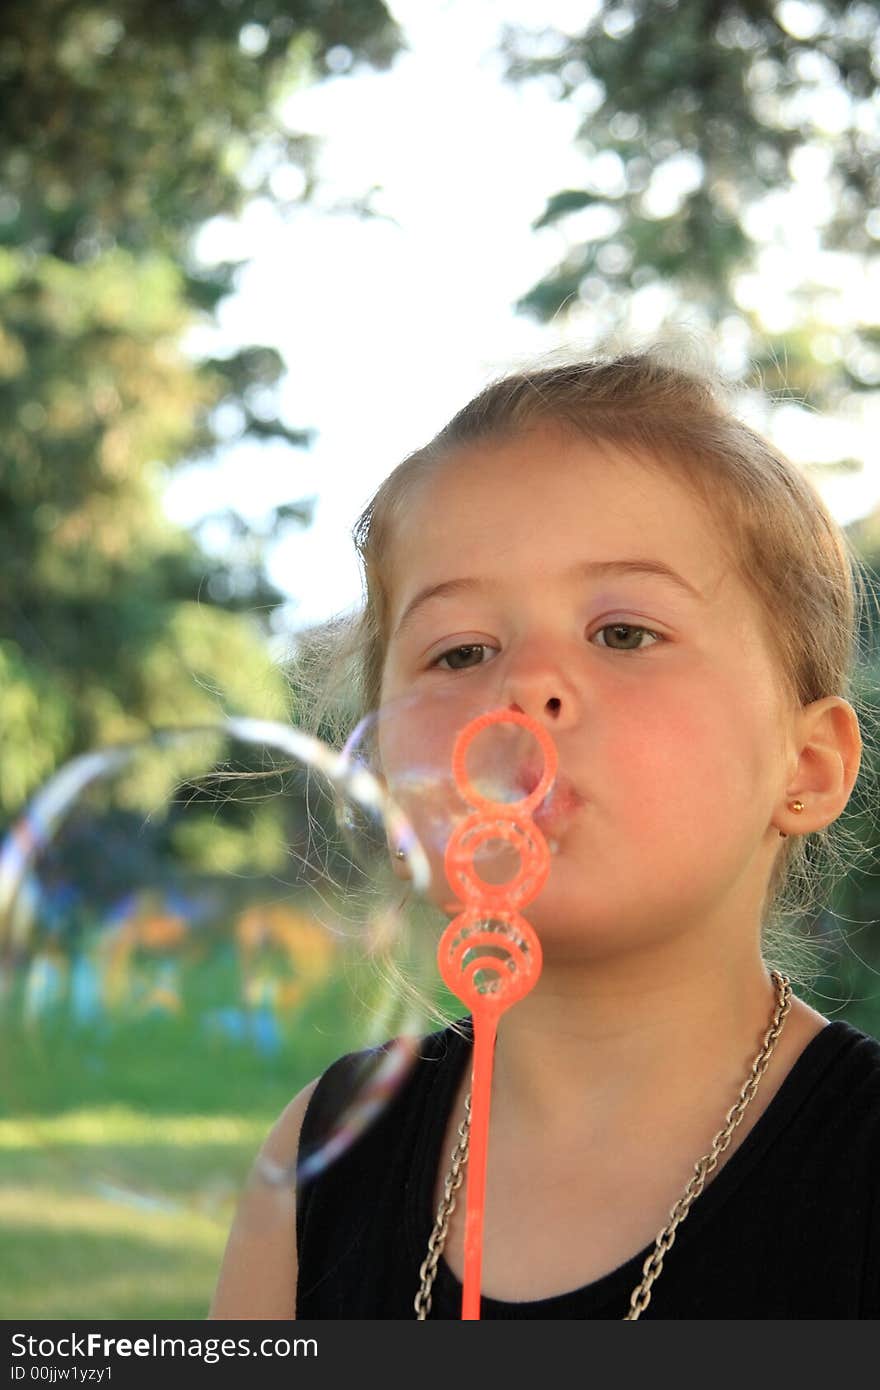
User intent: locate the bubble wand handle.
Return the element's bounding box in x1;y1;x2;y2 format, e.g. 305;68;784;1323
438;708;556;1321
461;1001;497;1319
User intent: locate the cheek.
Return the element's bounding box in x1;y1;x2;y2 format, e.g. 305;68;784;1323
606;678;773;838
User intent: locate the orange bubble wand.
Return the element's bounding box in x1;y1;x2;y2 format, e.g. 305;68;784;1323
437;708;556;1320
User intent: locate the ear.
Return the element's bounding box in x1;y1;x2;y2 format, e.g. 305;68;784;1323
777;696;862;836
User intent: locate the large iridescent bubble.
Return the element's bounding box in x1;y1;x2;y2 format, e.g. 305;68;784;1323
0;695;567;1316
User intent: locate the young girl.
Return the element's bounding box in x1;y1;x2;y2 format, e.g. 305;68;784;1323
210;348;879;1320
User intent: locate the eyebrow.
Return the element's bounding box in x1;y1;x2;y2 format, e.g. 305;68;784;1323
391;558;704;639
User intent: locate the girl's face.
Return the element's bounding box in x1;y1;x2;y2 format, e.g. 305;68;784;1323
378;424;794;959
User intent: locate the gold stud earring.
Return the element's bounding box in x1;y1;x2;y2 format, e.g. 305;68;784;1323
778;799;805;838
395;848;406;860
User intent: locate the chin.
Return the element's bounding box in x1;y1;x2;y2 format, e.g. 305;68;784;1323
524;873;629;952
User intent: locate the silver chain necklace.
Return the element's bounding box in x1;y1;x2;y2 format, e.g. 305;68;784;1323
415;970;792;1320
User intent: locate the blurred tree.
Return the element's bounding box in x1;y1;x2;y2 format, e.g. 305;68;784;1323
500;0;880;404
0;0;401;817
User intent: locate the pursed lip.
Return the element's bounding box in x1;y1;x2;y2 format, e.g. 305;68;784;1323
533;776;585;833
513;762;585;833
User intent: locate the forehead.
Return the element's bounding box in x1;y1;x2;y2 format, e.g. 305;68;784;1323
387;426;730;601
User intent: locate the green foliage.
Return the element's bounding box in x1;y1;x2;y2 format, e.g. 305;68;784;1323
0;640;72;809
0;0;400;258
0;0;402;826
502;0;880;403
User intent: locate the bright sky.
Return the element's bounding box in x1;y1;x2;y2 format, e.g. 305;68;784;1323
164;0;880;645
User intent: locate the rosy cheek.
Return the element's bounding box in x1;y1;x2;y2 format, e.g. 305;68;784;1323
597;693;703;798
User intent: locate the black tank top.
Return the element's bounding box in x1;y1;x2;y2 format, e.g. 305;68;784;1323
295;1015;880;1318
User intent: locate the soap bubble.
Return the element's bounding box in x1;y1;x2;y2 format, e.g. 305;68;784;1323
0;718;431;1218
0;695;564;1315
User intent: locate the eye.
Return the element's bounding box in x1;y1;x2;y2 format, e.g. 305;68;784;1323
432;643;494;671
592;623;662;653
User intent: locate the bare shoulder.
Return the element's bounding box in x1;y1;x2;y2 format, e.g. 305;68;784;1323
208;1075;322;1320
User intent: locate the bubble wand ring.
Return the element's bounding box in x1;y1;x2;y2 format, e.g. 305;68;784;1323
436;707;556;1320
444;812;552;909
451;709;557;816
440;907;542;1006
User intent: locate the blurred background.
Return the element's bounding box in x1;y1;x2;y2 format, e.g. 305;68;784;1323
1;0;879;1319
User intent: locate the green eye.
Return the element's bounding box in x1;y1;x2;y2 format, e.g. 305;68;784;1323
594;624;661;652
435;644;487;671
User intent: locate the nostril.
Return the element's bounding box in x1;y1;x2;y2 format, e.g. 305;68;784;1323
546;697;561;714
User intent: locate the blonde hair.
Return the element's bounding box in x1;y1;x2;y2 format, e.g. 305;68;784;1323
291;345;878;1021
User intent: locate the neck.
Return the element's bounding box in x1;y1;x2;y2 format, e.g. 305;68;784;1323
489;931;778;1139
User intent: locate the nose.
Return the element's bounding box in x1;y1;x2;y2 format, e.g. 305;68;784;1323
499;643;581;733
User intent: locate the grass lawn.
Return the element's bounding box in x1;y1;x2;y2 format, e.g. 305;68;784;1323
0;1110;256;1319
0;975;377;1320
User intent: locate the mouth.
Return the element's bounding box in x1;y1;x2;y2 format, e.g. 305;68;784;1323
512;759;552;799
513;762;585;833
